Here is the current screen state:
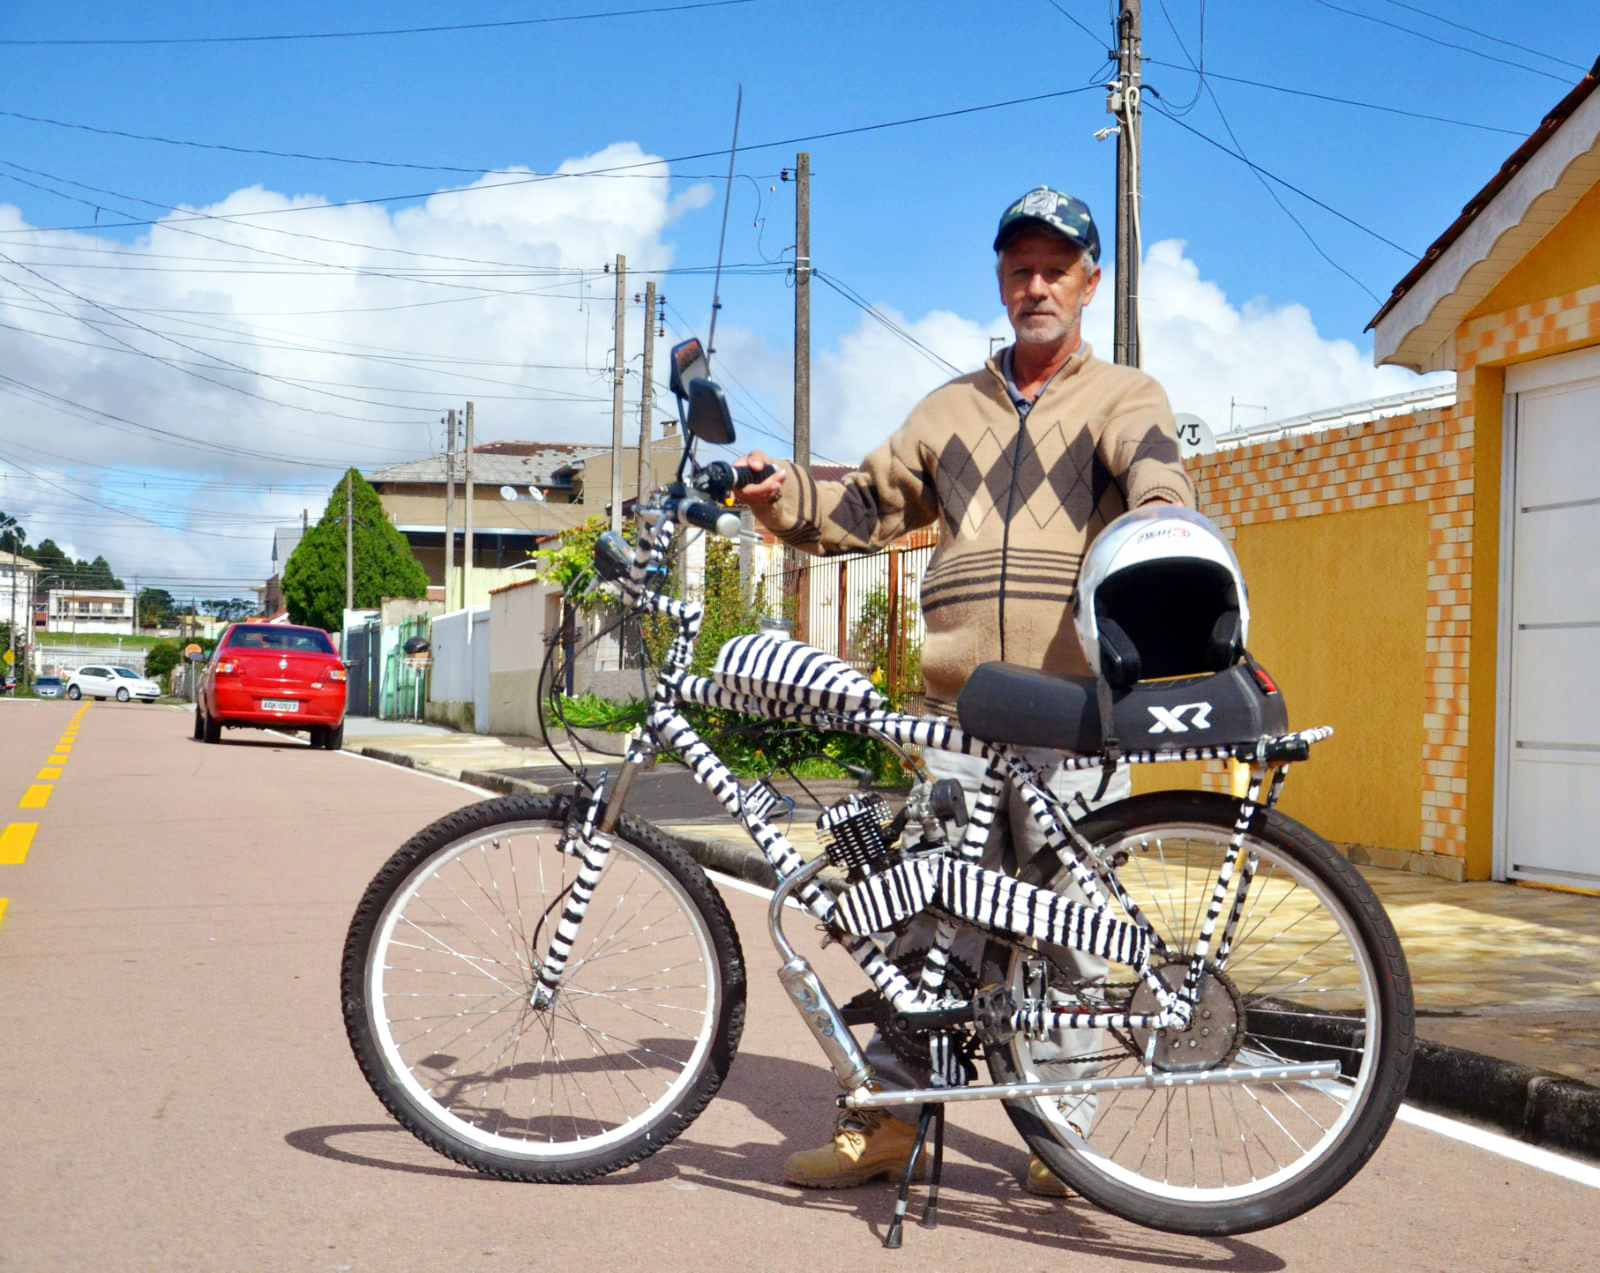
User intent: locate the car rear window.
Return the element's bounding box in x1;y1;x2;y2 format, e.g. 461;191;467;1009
226;627;335;654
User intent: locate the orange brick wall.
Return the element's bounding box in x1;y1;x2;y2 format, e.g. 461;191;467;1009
1188;282;1600;878
1188;404;1472;870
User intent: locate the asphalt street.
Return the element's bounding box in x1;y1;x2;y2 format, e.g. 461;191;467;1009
2;700;1598;1272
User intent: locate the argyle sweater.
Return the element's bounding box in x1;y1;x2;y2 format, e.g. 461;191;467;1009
753;346;1194;715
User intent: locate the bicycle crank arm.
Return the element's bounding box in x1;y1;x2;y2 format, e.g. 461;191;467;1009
845;1059;1340;1109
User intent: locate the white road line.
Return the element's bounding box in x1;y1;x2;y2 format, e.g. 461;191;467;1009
342;771;1600;1192
1396;1103;1600;1188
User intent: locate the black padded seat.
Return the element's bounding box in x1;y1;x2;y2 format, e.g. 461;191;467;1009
957;660;1289;755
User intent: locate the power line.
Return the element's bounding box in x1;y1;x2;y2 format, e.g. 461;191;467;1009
1372;0;1590;71
0;1;758;46
1155;0;1207;115
811;271;966;379
1;86;1106;240
1152;85;1383;304
1147;104;1419;260
1142;58;1525;135
1305;0;1573;83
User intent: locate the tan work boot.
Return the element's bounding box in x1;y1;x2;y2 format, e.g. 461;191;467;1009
1025;1153;1074;1198
783;1108;927;1188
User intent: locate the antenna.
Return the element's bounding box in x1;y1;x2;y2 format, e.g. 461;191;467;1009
705;84;742;364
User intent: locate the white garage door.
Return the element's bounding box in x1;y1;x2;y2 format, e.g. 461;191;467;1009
1500;346;1600;886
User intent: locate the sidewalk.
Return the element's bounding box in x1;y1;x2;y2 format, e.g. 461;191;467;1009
343;716;1600;1162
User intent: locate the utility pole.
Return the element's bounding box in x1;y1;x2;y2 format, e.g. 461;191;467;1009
1112;0;1143;367
344;470;354;617
791;153;811;640
443;409;456;610
638;280;657;501
611;254;626;534
463;401;475;609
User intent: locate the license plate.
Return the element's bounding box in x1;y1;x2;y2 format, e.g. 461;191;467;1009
261;699;300;713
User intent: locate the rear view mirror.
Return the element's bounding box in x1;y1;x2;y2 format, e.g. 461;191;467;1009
685;379;735;446
668;338;709;400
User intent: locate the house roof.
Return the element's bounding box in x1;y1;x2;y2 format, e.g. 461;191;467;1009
1213;383;1458;450
1370;57;1600;371
368;442;607;488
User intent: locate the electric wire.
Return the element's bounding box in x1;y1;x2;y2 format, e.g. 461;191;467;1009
1140;58;1525;136
1373;0;1591;72
1305;0;1574;83
0;1;758;46
2;86;1107;240
1149;96;1384;303
1155;0;1207;115
1146;103;1419;261
811;271;965;380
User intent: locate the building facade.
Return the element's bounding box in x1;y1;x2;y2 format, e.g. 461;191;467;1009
47;588;136;637
1162;63;1600;888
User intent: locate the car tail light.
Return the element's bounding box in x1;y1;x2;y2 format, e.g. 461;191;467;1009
216;659;241;675
328;664;347;682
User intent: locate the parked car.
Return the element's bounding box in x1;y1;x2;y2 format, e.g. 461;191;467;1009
33;675;64;700
195;622;347;750
66;665;162;703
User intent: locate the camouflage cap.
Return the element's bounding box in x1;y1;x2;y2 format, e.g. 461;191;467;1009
993;187;1101;262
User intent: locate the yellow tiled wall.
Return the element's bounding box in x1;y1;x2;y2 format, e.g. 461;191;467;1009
1181;288;1598;880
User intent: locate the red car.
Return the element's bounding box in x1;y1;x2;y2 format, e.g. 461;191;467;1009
195;622;348;750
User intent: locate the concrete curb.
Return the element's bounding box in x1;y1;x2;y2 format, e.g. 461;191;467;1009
1408;1040;1600;1159
368;749;1600;1163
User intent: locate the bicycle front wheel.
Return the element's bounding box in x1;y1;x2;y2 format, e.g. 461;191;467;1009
983;790;1413;1235
342;793;746;1181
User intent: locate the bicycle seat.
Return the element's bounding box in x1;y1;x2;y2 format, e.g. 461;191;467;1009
956;660;1288;755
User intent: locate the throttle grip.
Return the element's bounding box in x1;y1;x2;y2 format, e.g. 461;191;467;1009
734;463;778;486
680;500;743;538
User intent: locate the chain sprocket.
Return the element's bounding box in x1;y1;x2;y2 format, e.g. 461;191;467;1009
843;947;981;1071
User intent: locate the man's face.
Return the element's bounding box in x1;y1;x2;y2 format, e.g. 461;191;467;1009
997;228;1101;353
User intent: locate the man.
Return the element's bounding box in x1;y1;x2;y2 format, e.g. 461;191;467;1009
734;187;1194;1196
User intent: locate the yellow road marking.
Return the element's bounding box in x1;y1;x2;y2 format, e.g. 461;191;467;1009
56;740;73;750
18;786;52;810
36;767;62;780
0;898;8;930
48;754;68;766
1;824;38;865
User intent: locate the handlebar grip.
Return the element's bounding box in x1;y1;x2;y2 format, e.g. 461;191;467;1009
734;463;778;486
681;500;743;538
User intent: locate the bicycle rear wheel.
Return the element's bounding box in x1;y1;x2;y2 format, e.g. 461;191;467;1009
342;793;746;1181
982;790;1413;1234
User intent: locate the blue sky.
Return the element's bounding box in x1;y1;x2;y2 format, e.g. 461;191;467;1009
1;1;1595;600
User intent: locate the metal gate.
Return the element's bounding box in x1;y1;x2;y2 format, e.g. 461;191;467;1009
345;622;378;717
381;615;431;721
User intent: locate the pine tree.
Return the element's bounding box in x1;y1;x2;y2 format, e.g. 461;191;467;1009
282;469;429;632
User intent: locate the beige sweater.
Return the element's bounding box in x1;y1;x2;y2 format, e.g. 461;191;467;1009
754;346;1194;714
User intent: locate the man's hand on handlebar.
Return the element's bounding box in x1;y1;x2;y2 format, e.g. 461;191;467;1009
731;451;785;506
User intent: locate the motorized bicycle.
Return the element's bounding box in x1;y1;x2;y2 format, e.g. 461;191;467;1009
342;337;1414;1245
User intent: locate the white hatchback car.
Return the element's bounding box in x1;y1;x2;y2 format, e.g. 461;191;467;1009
66;665;162;703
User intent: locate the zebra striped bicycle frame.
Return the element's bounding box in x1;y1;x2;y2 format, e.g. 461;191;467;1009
536;500;1332;1086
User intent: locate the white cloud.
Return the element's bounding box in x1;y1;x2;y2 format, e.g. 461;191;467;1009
784;236;1447;468
1132;239;1449;435
0;171;1446;603
0;147;701;595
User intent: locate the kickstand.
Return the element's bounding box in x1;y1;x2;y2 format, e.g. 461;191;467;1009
883;1102;944;1249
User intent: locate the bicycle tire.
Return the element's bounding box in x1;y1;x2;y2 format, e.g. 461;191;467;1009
342;793;746;1182
982;790;1413;1235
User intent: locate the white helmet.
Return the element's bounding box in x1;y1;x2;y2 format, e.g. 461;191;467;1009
1074;505;1249;688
